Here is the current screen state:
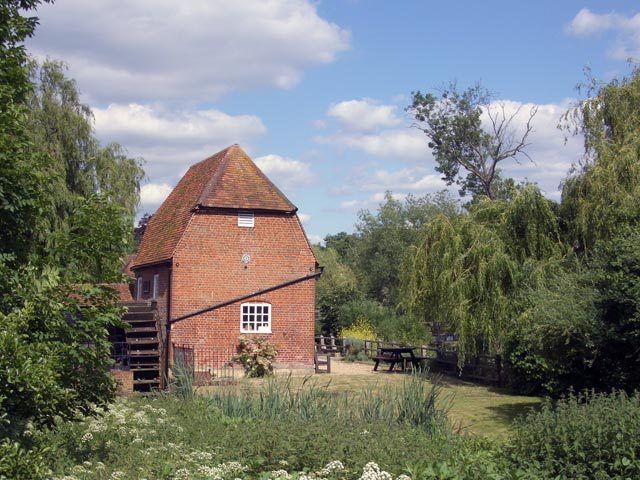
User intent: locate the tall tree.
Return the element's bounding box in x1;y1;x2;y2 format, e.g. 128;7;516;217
407;82;536;200
0;1;53;263
560;67;640;252
27;60;145;222
353;191;458;305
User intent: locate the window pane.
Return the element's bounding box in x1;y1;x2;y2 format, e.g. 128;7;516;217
264;306;269;314
263;314;269;323
242;323;248;330
242;306;248;314
256;306;262;314
249;306;255;314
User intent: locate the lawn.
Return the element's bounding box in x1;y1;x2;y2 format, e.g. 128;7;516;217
204;358;542;437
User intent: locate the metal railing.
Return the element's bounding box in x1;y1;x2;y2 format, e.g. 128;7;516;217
172;344;237;386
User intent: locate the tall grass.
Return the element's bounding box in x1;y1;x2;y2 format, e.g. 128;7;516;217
202;372;449;433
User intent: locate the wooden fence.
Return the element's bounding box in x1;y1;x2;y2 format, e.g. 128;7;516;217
315;335;503;385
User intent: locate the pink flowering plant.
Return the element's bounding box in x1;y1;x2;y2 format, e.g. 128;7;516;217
235;335;278;377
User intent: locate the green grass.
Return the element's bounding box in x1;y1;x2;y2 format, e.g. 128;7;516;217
206;361;542;437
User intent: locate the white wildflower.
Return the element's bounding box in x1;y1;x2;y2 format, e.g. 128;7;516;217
81;432;93;443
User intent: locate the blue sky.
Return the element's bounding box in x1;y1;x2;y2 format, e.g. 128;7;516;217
27;1;640;243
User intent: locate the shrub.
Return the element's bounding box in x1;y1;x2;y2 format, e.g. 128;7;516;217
509;390;640;479
339;299;429;346
0;269;120;437
234;336;278;378
42;394;454;478
340;318;377;340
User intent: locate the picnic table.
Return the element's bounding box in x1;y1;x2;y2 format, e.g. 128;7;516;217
373;346;427;372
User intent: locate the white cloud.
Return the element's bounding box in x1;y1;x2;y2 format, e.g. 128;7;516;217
480;99;583;197
306;234;325;245
327;98;402;131
298;213;311;224
28;0;350;103
321;96;583;206
360;168;446;192
566;8;640;59
93;103;266;179
254;154;314;189
340;192;406;211
140;182;173;213
317;128;428;161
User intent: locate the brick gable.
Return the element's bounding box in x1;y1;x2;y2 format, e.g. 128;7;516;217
133;144;296;268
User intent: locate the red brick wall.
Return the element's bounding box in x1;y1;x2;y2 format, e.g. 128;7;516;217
171;211;317;365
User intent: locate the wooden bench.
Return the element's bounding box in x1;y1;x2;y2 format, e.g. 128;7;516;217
373;347;427;372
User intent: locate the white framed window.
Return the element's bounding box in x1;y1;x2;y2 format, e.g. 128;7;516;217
152;274;159;300
136;277;143;300
240;302;271;333
238;211;254;228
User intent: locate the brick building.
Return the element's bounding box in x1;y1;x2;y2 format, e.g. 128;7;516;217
129;144;319;372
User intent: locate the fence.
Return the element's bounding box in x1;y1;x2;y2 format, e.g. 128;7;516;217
172;344;237;386
315;335;503;385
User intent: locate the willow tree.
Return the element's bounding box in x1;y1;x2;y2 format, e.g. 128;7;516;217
401;186;566;360
26;60;145;224
560;67;640;252
401;214;516;359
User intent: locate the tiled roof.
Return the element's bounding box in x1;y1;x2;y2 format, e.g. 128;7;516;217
132;145;296;268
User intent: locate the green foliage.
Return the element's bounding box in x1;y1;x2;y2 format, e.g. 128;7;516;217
234;336;278;378
0;268;120;439
507;268;600;395
27;60;145;223
339;318;377;340
0;2;53;266
42;395;452;479
0;439;50;480
339;298;430;345
588;229;640;389
352;191;459;306
401;186;568;363
313;246;360;334
509;390;640;479
52;194;133;283
560;67;640;251
407;82;536;200
401;214;516;359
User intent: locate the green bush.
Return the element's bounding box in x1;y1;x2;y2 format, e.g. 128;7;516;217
339;298;430;346
509;390;640;479
0;269;120;437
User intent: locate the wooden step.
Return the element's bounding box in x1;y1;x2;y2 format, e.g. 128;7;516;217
127;338;159;345
130;366;160;372
126;327;158;333
129;350;160;356
123;311;155;321
133;378;160;385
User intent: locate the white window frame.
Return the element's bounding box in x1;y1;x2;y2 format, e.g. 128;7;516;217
238;211;254;228
152;274;159;300
240;302;271;333
136;277;143;300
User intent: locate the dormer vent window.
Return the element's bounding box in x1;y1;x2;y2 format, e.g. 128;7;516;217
238;211;254;228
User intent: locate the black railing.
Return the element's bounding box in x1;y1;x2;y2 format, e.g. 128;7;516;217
172;344;237;386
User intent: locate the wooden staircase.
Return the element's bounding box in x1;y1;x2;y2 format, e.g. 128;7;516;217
121;301;163;392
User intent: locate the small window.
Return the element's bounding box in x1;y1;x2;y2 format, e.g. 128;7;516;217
152;274;159;300
136;277;142;300
142;280;151;294
240;302;271;333
238;211;254;228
